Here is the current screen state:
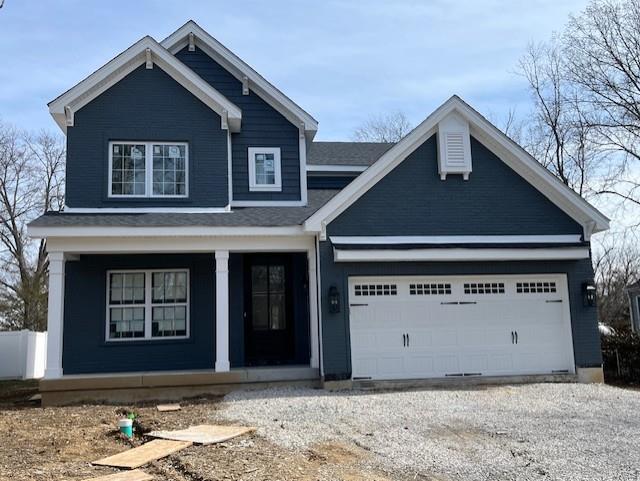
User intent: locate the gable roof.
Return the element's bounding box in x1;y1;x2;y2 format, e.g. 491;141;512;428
307;142;395;166
49;36;242;133
161;20;318;139
304;95;610;240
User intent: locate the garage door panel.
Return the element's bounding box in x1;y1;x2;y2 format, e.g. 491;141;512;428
349;275;574;380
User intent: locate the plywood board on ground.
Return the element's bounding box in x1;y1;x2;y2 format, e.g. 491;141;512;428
92;439;192;469
148;424;255;445
156;404;181;412
81;469;153;481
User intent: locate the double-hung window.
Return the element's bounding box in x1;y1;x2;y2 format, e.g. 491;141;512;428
109;141;188;197
107;269;189;341
248;147;282;191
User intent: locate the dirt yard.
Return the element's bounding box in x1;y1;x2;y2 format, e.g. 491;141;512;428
0;381;394;481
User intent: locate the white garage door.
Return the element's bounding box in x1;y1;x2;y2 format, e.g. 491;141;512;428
349;275;575;380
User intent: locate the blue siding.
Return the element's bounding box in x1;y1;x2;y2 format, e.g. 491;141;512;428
66;65;228;208
63;254;215;374
327;135;583;236
175;47;302;201
319;241;601;380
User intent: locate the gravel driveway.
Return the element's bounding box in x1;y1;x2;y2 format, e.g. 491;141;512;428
221;383;640;481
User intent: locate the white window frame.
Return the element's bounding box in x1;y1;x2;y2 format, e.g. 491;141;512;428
108;141;189;198
105;268;190;342
248;147;282;192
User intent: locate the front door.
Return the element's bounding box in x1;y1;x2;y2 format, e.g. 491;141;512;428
244;254;295;365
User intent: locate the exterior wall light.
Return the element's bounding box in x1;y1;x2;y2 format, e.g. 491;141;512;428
582;281;597;307
328;286;341;314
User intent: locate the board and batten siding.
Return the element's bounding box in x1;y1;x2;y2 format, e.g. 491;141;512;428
66;65;229;208
62;254;215;374
319;133;598;380
175;47;302;202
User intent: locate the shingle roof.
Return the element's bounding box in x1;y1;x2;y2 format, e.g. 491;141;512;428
29;189;340;228
307;141;394;166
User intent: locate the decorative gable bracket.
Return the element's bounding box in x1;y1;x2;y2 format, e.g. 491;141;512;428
437;111;472;181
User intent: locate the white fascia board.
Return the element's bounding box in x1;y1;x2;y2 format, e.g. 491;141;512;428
304;95;610;238
330;235;584;245
48;36;242;133
333;247;591;263
28;225;307;239
306;165;368;172
161;21;318;136
63;206;231;214
230;200;306;207
45;234;315;255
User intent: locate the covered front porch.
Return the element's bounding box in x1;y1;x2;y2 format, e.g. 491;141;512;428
39;232;321;398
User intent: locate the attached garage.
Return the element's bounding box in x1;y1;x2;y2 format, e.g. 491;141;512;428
348;275;575;380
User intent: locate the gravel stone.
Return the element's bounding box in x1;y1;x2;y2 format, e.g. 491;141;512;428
221;383;640;481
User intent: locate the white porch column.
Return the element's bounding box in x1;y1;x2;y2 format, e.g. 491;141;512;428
215;250;230;372
308;249;320;369
44;252;65;379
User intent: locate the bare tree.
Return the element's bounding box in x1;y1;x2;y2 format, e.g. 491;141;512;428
593;232;640;329
0;123;65;331
352;111;413;142
518;42;600;197
562;0;640;207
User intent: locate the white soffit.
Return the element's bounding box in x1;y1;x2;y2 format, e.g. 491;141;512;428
161;20;318;139
330;235;584;245
304;95;610;239
333;247;591;263
48;36;242;133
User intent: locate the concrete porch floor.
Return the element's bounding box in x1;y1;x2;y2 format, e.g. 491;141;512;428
39;366;320;406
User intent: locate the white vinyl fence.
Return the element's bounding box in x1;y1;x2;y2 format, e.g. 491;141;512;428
0;330;47;379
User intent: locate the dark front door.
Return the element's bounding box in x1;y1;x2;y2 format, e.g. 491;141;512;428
244;254;295;365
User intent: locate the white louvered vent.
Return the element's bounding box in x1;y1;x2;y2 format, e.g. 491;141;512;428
437;112;472;180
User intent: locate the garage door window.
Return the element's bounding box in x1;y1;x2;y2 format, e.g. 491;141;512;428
463;282;505;294
409;283;452;295
516;281;556;293
354;284;397;296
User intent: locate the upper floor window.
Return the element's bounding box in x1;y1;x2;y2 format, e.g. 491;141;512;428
248;147;281;192
109;141;188;198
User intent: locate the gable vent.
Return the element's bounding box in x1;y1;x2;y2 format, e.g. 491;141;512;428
437;112;473;180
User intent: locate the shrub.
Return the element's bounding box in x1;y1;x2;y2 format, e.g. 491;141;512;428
601;329;640;384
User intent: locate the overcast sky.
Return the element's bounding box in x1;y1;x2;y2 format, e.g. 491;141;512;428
0;0;590;139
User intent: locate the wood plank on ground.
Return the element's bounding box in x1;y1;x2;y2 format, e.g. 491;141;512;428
156;403;181;412
147;424;256;445
92;439;192;469
81;469;153;481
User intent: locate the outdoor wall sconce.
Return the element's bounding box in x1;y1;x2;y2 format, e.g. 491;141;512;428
582;281;597;307
328;286;341;314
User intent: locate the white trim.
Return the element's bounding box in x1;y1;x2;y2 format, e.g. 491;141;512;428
44;235;315;255
48;36;242;133
29;225;306;239
227;130;233;207
299;127;308;206
62;206;230;214
105;268;190;342
44;252;65;379
307;245;319;369
333;247;591;263
306;165;368;173
248;147;282;192
108;141;189;199
215;251;230;372
161;21;318;137
229;200;306;207
304;96;610;238
330;235;584;245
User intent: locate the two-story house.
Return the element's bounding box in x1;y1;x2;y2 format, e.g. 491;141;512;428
29;21;610;405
